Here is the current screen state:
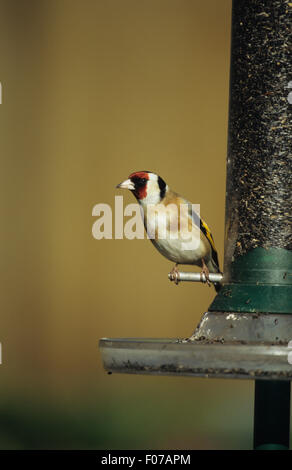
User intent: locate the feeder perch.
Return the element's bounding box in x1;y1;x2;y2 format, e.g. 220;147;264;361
168;271;223;284
99;0;292;450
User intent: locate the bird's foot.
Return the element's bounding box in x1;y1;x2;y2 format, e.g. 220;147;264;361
170;263;179;286
200;259;211;287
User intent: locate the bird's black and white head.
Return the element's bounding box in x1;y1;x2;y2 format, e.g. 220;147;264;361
116;171;168;205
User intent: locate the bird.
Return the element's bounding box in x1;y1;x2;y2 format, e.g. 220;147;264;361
116;171;222;292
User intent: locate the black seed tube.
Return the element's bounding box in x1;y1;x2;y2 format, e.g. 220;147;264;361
224;0;292;271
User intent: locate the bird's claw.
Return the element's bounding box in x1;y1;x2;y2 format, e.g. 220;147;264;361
200;260;211;287
169;264;180;285
200;272;211;287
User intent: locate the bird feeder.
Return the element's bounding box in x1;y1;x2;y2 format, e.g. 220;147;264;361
99;0;292;449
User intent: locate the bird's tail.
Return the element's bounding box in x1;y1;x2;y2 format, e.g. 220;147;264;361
207;257;222;293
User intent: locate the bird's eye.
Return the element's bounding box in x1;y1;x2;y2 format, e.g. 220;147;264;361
131;176;147;188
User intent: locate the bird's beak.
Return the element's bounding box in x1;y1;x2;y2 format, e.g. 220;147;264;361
116;178;135;190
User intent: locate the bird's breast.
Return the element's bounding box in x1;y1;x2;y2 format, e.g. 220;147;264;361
144;204;210;265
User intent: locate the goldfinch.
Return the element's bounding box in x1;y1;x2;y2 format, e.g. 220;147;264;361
116;171;222;292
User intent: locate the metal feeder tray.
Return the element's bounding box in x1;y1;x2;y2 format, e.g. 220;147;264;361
100;308;292;381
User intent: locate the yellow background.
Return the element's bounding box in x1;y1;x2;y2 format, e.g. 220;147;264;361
0;0;255;449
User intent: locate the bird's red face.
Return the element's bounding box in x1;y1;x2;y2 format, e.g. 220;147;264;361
116;171;150;200
117;171;167;205
128;171;150;200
